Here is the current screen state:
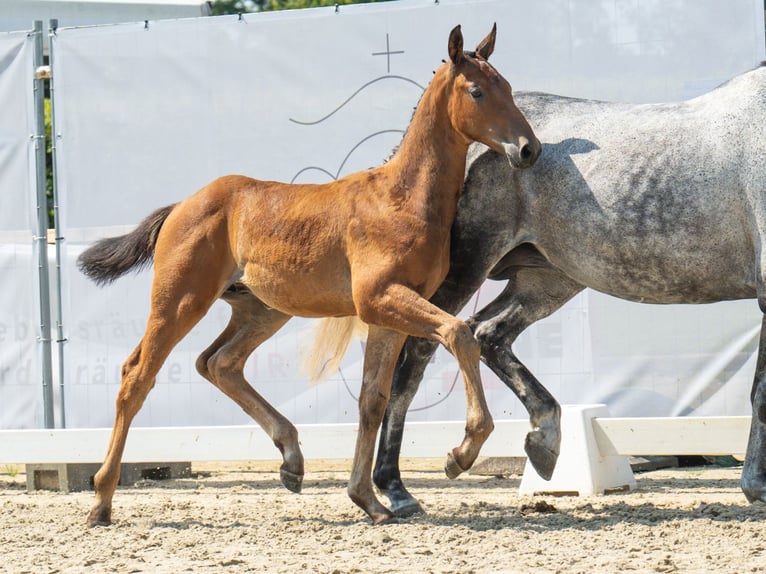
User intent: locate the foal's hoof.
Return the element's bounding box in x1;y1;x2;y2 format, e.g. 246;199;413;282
371;511;398;525
280;468;303;493
444;450;468;480
86;508;112;527
524;430;559;481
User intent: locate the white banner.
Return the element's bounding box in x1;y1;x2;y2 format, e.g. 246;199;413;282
0;30;44;428
48;0;766;429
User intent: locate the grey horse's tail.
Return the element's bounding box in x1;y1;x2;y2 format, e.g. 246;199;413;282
77;203;177;286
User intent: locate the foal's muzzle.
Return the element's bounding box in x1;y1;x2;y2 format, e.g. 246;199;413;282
503;136;541;169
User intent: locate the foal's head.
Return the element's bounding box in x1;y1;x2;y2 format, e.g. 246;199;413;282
443;24;540;169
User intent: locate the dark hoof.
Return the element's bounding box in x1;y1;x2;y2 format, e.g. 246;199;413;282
741;479;766;504
379;480;425;518
388;496;425;518
444;450;468;480
743;490;764;504
280;468;303;493
524;431;559;481
391;500;426;518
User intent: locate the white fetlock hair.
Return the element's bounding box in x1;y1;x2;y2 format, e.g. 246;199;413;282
302;316;368;383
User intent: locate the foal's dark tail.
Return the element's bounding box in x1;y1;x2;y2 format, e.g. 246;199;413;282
77;203;177;287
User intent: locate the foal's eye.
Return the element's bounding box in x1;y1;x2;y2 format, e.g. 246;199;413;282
469;85;483;99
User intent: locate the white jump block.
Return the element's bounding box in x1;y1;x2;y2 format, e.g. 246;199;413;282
519;404;636;496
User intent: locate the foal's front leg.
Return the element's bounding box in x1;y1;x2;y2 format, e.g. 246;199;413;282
357;283;494;479
348;326;408;524
467;266;583;480
375;261;582;515
373;261;493;516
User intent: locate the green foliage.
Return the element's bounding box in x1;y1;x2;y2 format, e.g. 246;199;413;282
209;0;264;14
45;98;54;228
209;0;391;14
263;0;391;9
2;465;20;479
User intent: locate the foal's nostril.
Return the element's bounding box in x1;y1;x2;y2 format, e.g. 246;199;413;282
501;139;539;168
520;144;533;161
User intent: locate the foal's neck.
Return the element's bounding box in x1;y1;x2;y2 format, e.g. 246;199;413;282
386;67;470;216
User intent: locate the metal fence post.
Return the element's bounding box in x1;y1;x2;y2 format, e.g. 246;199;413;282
48;19;67;428
31;20;55;428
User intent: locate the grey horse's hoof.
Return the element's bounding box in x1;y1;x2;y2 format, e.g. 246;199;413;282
444;450;468;479
379;483;426;518
389;497;425;518
742;489;766;504
741;475;766;504
279;468;303;493
524;430;559;481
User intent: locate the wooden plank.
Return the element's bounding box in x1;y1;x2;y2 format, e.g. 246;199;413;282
592;416;750;456
396;420;530;458
1;416;750;465
0;420;531;464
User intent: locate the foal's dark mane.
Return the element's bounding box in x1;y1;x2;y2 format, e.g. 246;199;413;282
386;51;485;163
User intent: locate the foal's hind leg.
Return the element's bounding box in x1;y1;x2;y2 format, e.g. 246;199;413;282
87;281;223;526
87;213;236;526
196;290;303;493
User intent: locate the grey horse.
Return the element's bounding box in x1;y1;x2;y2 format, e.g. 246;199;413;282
372;63;766;516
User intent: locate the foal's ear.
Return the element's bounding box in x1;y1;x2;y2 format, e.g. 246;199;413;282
448;25;464;65
476;23;496;60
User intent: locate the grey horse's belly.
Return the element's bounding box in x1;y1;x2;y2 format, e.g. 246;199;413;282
562;258;756;304
539;223;757;304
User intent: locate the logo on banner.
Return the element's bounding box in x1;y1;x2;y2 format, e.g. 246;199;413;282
288;33;425;185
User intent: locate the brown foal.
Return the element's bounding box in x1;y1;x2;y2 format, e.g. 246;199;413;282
78;24;540;525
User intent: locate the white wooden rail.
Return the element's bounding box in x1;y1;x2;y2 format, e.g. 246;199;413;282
0;415;751;465
593;416;750;457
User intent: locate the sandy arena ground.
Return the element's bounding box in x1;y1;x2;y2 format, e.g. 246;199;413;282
1;458;765;573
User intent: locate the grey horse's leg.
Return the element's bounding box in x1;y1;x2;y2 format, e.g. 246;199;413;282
374;269;491;516
375;257;583;516
374;338;441;516
467;266;584;481
741;313;766;503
